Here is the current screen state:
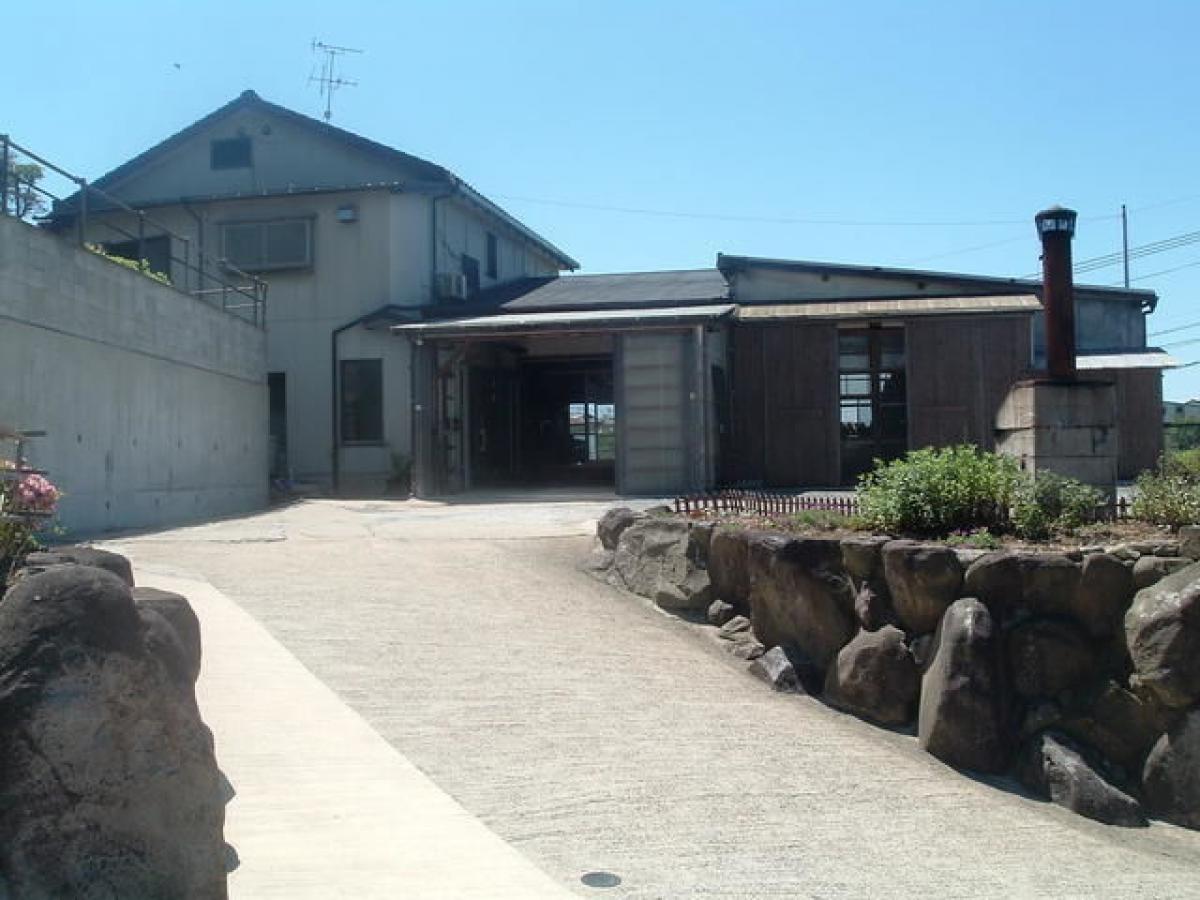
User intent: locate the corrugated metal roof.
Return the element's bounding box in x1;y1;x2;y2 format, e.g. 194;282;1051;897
395;303;735;337
464;269;728;313
1077;351;1178;370
735;294;1041;320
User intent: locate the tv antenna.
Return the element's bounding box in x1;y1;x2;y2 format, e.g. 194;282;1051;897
309;39;363;121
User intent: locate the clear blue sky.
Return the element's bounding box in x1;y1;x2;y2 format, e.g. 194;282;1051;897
9;1;1200;397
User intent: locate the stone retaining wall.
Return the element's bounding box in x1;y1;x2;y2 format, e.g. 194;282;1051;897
0;548;228;897
591;509;1200;830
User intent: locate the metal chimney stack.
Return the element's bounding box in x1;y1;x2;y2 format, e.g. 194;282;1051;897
1035;205;1079;380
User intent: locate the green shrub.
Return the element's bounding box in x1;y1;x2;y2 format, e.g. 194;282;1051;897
945;528;1002;550
786;509;863;532
1010;471;1104;540
856;445;1022;535
857;444;1105;540
1131;470;1200;529
1162;448;1200;482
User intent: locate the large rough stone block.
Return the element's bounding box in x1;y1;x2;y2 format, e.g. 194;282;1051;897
22;545;135;587
840;536;890;582
918;598;1008;773
133;586;203;685
0;565;226;898
708;528;751;614
597;506;640;551
882;541;963;634
1007;618;1096;699
1017;732;1147;827
1074;553;1134;638
1125;560;1200;708
747;535;855;671
1142;708;1200;830
1132;555;1192;591
962;551;1080;619
1058;681;1175;775
824;625;919;726
612;517;691;599
1179;525;1200;561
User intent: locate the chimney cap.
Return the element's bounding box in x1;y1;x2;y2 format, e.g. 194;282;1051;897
1035;206;1078;238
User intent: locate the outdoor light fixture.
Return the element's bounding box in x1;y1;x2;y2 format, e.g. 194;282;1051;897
1035;205;1078;238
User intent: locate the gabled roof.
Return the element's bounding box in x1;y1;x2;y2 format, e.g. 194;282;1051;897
717;253;1158;310
51;90;578;270
445;268;729;314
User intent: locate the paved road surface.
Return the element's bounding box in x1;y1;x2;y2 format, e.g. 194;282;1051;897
102;498;1200;899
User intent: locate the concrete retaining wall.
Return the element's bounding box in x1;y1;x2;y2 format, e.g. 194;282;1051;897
0;216;267;535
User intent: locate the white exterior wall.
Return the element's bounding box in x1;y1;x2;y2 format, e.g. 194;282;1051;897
0;216;266;536
83;187;561;491
68;97;571;493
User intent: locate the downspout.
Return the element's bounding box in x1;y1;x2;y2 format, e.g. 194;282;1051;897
183;200;205;294
331;312;376;494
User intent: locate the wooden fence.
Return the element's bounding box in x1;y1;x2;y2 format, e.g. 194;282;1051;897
673;489;1134;523
674;490;860;517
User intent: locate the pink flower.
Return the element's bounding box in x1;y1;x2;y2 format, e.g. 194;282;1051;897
13;473;60;513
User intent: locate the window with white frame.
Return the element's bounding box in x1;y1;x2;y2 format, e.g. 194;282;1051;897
220;219;313;271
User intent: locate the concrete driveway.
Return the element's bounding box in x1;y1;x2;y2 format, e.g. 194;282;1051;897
102;498;1200;898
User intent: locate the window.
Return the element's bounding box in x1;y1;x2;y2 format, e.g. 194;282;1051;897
461;254;480;296
569;401;616;463
210;137;252;170
486;233;498;279
839;327;907;483
340;359;383;444
220;219;312;271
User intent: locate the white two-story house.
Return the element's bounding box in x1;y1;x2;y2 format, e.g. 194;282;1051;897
49;90;578;493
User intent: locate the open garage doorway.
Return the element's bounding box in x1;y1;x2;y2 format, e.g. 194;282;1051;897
466;336;615;489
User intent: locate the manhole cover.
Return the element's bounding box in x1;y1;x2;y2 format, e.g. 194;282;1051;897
581;871;622;888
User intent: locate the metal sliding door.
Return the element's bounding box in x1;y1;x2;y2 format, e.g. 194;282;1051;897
617;332;693;495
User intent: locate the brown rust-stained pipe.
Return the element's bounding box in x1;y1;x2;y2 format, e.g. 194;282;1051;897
1035;205;1079;381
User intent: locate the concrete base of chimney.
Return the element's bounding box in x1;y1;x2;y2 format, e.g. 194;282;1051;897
995;378;1118;495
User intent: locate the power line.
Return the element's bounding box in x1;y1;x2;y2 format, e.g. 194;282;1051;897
1018;228;1200;279
1133;257;1200;285
492;194;1045;228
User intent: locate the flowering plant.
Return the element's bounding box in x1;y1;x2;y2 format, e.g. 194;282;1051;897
1;467;62;576
12;474;61;513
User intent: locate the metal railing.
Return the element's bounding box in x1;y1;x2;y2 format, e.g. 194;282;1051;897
1;134;267;327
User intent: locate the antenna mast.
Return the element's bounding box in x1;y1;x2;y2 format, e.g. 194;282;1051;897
309;39;363;121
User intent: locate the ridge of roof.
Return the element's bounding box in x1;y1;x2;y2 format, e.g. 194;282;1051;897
52;90;578;269
716;252;1158;303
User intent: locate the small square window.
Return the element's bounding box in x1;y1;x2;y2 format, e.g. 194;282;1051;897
211;137;252;170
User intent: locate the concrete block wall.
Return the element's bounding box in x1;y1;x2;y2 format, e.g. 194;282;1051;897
0;216;268;536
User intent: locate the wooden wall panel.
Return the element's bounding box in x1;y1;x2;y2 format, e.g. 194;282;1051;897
1100;367;1163;479
729;322;838;487
907;316;1031;451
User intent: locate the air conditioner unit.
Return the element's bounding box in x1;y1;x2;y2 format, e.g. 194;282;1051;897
436;272;468;301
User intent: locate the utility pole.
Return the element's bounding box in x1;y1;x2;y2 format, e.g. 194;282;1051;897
1122;203;1130;288
309;40;363;122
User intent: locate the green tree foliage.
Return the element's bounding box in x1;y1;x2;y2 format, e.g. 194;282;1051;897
4;159;46;220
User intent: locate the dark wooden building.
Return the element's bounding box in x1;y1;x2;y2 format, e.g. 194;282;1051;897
398;255;1169;495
